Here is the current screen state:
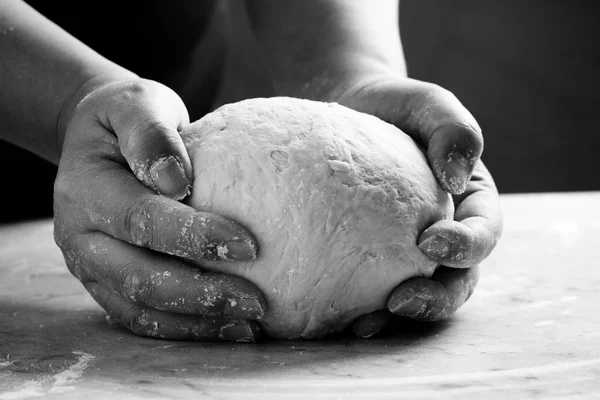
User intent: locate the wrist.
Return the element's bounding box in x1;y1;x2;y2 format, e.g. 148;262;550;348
243;0;406;101
277;54;405;103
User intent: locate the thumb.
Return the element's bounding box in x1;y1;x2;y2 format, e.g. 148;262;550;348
103;79;192;200
335;78;483;195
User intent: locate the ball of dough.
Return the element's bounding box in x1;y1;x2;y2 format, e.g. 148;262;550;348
182;97;453;339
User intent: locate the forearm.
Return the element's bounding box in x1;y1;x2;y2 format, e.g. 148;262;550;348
245;0;406;100
0;0;135;164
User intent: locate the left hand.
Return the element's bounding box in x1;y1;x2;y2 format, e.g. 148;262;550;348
323;77;503;338
54;77;265;342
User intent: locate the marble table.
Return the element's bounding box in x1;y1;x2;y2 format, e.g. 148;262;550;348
1;192;599;399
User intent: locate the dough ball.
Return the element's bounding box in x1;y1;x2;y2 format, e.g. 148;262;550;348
182;97;453;339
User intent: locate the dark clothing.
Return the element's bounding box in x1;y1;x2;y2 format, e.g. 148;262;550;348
2;1;599;221
400;1;600;193
1;1;214;222
28;1;215;88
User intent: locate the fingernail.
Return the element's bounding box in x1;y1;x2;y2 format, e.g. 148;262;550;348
219;321;257;342
352;311;391;339
223;297;264;320
149;156;191;200
419;234;451;259
216;240;257;261
389;297;426;316
441;150;471;194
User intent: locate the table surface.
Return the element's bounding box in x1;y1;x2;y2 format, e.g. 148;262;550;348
1;192;599;400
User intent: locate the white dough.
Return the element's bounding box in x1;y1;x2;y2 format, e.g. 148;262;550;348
182;97;453;339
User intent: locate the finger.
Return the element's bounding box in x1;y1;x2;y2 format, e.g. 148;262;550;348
418;160;503;267
338;79;483;195
102;80;193;200
401;81;483;195
85;282;260;342
351;309;392;339
55;155;258;261
63;232;265;320
387;266;479;321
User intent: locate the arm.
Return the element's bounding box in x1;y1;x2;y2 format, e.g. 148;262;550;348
238;0;503;335
0;0;133;163
243;0;479;195
0;0;265;342
0;0;191;197
245;0;406;99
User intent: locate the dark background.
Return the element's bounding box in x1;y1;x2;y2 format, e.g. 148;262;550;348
2;1;599;222
400;1;600;194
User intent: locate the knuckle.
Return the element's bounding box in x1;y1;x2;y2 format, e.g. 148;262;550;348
125;119;178;164
55;235;87;281
125;308;160;338
121;80;150;100
123;198;158;247
414;82;456;109
440;227;475;267
137;119;174;138
418;83;483;142
61;248;86;281
53;207;77;251
53;174;77;213
128;120;179;158
448;244;472;267
452;226;492;267
119;264;150;303
53;219;67;249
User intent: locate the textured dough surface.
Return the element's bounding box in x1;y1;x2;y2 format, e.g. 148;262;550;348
182;97;453;339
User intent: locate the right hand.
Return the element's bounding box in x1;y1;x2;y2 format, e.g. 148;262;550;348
321;77;502;338
53;76;265;342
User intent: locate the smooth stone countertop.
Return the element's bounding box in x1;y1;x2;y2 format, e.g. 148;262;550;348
1;192;599;399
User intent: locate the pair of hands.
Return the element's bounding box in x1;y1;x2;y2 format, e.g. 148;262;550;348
53;72;502;342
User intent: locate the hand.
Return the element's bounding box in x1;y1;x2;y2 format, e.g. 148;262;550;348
53;76;266;342
204;2;502;337
325;77;503;338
